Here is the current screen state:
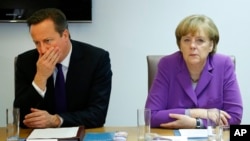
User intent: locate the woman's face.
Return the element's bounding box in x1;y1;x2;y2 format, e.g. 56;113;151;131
180;29;213;66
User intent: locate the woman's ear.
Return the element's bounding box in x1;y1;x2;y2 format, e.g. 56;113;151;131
209;41;214;52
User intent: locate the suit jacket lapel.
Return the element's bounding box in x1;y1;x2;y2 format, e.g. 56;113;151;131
177;60;197;105
66;43;80;87
177;68;197;105
65;41;86;91
195;60;213;96
176;57;213;105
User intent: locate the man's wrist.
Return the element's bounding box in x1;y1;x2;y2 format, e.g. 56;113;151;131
32;81;46;97
52;114;62;128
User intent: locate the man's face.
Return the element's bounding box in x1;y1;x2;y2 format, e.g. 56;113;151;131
30;19;68;63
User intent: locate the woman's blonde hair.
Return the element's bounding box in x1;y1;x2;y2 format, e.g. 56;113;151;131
175;14;219;54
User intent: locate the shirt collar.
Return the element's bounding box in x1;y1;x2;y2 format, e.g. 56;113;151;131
60;44;72;68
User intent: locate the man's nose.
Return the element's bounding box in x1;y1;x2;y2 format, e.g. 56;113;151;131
39;44;49;54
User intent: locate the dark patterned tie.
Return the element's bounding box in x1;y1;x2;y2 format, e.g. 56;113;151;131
55;63;67;113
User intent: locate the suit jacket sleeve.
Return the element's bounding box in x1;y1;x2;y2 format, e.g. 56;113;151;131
14;50;52;128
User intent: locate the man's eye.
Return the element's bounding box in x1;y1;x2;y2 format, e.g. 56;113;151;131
45;39;51;43
44;38;53;44
34;41;40;47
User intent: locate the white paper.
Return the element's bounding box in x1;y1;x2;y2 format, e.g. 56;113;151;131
178;129;208;138
27;139;57;141
155;136;188;141
27;127;79;140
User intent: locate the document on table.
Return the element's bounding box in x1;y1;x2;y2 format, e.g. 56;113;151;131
178;129;208;138
28;139;57;141
154;136;188;141
27;126;81;141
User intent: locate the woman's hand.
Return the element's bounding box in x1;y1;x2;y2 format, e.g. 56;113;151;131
160;114;196;129
189;108;231;126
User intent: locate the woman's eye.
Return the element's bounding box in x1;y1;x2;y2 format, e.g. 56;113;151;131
196;39;205;44
197;39;204;42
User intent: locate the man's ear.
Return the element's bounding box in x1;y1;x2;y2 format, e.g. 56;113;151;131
63;29;70;39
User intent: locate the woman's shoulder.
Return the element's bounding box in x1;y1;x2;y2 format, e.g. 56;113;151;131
159;51;183;65
209;53;235;68
160;51;181;60
210;53;234;62
157;51;184;72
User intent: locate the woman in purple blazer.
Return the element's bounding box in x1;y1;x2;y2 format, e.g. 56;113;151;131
145;15;243;129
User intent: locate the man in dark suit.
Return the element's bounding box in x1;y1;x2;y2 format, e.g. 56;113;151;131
14;8;112;128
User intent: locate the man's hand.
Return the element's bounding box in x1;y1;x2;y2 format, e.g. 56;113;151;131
34;47;60;90
23;108;61;128
160;114;196;129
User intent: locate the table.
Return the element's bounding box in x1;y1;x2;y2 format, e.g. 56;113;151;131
0;126;229;141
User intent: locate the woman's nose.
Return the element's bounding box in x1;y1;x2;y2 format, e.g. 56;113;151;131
190;40;197;48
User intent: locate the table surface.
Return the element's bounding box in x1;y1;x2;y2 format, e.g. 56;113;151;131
0;126;229;141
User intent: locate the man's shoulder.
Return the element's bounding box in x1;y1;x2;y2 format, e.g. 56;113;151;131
17;49;38;60
71;40;108;53
15;49;38;69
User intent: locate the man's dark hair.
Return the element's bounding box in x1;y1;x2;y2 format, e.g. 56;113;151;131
27;8;68;36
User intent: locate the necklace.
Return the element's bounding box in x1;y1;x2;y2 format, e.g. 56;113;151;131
191;78;199;83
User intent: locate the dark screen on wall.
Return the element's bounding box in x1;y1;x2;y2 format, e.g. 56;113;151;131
0;0;92;23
